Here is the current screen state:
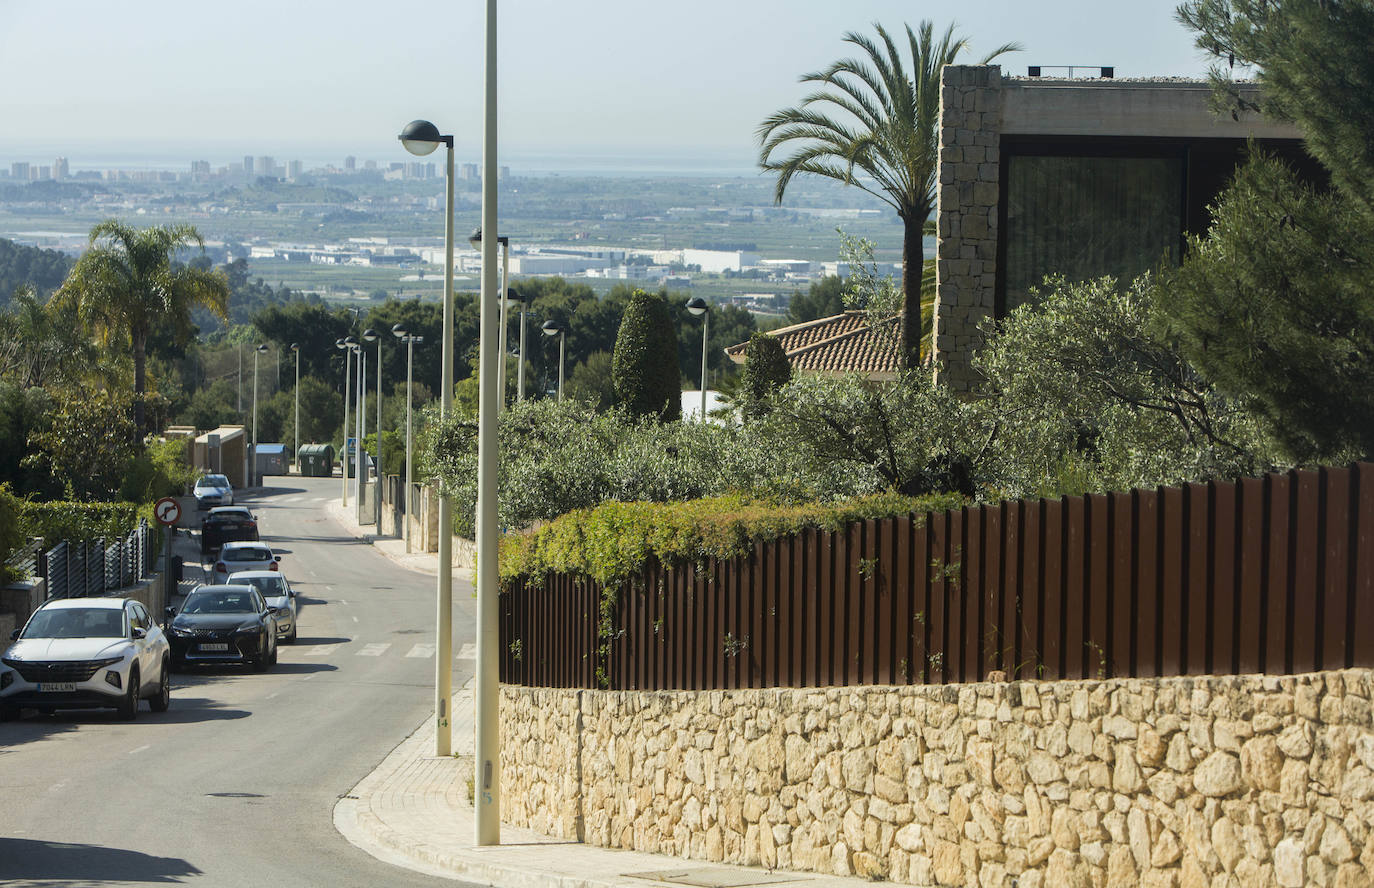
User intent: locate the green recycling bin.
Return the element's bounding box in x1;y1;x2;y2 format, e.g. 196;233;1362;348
298;443;335;477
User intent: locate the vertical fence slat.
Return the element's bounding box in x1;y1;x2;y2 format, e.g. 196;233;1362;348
1237;477;1266;674
1019;501;1042;680
963;507;984;682
1160;486;1186;675
1321;467;1351;670
1110;493;1134;678
1065;497;1087;679
1186;483;1211;675
1089;494;1111;678
1211;481;1238;676
1041;499;1064;680
1292;470;1321;673
893;517;913;685
1266;473;1293;673
1353;464;1374;667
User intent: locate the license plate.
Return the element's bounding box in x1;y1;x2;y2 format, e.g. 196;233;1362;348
199;643;229;652
38;682;76;692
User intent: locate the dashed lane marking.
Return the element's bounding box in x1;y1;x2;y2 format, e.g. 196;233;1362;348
357;643;391;657
457;643;477;660
304;645;332;657
406;644;436;658
129;745;150;755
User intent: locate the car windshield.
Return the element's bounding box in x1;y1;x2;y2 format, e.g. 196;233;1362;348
181;591;257;614
202;475;229;488
23;607;126;639
238;576;285;597
210;510;250;521
223;548;271;562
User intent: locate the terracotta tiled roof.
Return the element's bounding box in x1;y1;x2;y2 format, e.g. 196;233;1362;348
724;311;901;377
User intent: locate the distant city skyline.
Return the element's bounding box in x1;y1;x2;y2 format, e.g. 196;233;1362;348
2;0;1218;169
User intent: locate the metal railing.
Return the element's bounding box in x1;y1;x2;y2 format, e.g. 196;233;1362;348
36;519;156;601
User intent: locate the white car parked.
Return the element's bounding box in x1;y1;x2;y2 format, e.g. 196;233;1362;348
210;541;280;584
0;597;171;720
193;473;234;509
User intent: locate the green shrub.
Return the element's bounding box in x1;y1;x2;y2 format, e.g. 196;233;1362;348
19;500;149;545
611;289;681;422
0;483;26;584
498;489;966;587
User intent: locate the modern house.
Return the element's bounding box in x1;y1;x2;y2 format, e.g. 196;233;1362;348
931;65;1320;391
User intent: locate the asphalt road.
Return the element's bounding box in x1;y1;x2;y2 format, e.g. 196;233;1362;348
0;475;478;887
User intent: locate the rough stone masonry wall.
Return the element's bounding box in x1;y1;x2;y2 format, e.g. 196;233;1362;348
501;671;1374;888
932;64;1002;395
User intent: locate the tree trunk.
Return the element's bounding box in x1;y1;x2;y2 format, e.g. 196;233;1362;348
900;214;924;369
132;327;147;435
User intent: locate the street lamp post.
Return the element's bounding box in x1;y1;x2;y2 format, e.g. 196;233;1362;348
354;342;365;522
399;118;457;759
514;288;528;401
290;343;300;473
392;324;423;552
687;297;710;421
251;344;267;487
337;337;355;505
469;228;510;412
363;328;383;530
542;320;566;401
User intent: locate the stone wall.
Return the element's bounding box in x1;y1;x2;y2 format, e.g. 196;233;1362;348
931;64;1002;394
501;671;1374;887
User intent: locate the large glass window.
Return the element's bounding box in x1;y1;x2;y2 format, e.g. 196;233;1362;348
1003;155;1183;313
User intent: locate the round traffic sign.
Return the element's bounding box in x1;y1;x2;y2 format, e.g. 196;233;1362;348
154;496;181;526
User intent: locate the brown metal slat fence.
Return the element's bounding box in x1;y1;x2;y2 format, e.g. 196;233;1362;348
500;463;1374;690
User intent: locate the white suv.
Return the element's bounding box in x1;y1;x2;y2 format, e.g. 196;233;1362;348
0;597;171;720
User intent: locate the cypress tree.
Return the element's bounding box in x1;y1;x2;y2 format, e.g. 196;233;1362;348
741;332;792;422
612;289;681;422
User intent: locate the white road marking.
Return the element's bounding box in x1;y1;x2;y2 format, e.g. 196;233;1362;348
49;782;67;792
302;674;317;681
339;599;348;605
310;570;318;578
304;645;332;656
352;616;358;623
266;692;280;699
457;643;477;660
128;745;150;755
357;643;391;657
406;644;436;658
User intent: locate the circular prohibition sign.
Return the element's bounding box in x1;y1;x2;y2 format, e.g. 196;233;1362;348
154;496;181;526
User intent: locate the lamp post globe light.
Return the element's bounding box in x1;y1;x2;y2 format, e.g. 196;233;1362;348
398;117;457;761
290;343;300;473
392;323;423;553
541;319;566;402
251;344;268;487
686;296;710;422
363;328;383;530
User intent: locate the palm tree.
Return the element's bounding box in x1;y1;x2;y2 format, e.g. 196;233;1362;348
55;220;230;433
758;21;1020;366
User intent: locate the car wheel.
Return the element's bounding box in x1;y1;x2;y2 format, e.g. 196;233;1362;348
254;636;271;672
269;638;278;666
149;658;171;712
117;667;140;720
286;625;297;644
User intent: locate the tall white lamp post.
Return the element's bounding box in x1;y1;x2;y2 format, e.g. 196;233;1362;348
290;343;300;473
392;323;423;552
542;319;566;401
398;118;457;759
251;344;267;487
514;288;528;401
363;328;383;529
473;0;501;845
687;296;710;421
354;341;365;522
469;228;510;412
336;337;355;505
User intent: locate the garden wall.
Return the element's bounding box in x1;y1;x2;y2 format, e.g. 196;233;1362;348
501;670;1374;887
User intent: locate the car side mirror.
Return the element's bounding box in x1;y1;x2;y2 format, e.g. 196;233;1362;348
288;590;296;598
165;606;176;619
274;556;281;562
9;629;18;640
132;627;147;640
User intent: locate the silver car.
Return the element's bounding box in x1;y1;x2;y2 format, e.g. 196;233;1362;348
193;474;233;509
228;570;298;643
210;541;280;584
0;597;171;720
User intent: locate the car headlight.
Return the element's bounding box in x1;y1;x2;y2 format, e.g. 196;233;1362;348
235;623;260;635
91;656;125;668
170;625;196;638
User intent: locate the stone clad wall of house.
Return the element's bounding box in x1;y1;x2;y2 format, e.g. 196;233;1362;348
501;671;1374;887
932;64;1002;394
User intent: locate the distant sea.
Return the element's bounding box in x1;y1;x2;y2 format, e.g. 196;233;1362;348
0;140;764;180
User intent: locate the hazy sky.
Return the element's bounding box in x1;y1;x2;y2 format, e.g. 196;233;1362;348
1;0;1214;169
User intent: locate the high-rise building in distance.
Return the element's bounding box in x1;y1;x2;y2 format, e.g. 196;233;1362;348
53;157;68;180
345;156;357;171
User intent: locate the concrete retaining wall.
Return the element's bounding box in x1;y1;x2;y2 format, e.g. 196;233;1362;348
501;671;1374;887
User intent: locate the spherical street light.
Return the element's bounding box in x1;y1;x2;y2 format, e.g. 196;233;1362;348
399;119;444;157
686;297;710;421
541;319;567;402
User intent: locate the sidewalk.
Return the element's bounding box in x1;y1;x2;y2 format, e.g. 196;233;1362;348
322;485;875;888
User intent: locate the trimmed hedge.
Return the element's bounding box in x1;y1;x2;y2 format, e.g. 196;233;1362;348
498;489;968;587
19;500;153;545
